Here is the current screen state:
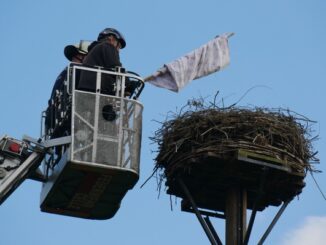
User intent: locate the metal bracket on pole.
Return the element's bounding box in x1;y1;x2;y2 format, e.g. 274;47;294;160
243;167;269;245
177;178;222;245
243;206;257;245
182;202;226;219
257;200;291;245
204;216;223;245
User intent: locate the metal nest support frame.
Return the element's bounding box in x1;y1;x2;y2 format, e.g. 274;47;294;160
178;178;223;245
176;152;295;245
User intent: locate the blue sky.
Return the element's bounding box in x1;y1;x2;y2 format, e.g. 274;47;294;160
0;1;325;244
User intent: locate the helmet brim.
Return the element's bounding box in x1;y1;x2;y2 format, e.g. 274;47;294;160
64;45;80;61
119;39;126;49
64;44;88;61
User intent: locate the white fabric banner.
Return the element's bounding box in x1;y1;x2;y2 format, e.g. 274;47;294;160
145;33;233;92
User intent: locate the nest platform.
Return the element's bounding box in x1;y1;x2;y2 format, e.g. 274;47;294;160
166;149;305;212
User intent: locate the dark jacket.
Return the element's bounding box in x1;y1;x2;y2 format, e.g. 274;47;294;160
46;67;69;139
78;41;121;94
50;67;67;99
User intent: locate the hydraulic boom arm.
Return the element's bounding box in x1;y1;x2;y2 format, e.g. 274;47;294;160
0;135;45;204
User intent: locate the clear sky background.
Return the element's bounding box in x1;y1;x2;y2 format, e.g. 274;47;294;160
0;1;325;244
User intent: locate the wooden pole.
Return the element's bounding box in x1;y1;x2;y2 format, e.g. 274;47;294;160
225;186;247;245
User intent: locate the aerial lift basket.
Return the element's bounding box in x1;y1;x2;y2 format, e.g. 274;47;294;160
40;64;144;219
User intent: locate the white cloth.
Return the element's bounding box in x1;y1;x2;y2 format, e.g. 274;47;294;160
146;33;233;92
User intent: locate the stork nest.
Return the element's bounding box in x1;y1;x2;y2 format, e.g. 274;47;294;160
151;98;319;187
